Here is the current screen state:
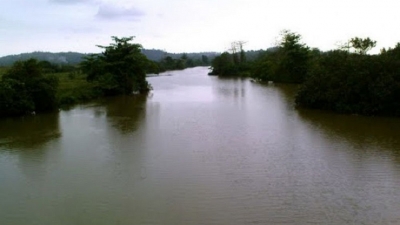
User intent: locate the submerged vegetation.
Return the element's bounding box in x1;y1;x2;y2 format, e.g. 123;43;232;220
210;30;400;117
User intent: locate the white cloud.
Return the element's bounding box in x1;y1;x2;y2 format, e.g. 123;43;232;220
96;3;145;20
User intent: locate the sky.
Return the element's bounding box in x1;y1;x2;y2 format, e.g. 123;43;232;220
1;0;400;56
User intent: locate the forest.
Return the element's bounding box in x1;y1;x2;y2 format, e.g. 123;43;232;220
210;30;400;116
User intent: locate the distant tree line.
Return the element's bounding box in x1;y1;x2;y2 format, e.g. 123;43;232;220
0;50;218;67
151;53;211;73
141;49;217;62
210;30;400;116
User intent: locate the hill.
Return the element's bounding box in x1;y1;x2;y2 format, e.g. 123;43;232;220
0;50;219;66
0;52;87;66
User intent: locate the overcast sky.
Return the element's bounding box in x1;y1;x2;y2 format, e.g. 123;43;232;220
1;0;400;56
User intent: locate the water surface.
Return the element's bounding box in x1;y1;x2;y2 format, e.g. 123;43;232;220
1;67;400;225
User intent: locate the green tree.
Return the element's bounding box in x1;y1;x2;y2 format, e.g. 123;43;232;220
209;52;236;76
0;59;59;117
186;58;195;67
276;30;310;83
201;55;209;65
80;36;151;95
349;37;377;55
175;59;185;70
252;30;310;83
159;56;176;71
296;47;400;116
0;79;34;116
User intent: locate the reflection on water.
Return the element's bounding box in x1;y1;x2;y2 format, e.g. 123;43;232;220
104;95;147;134
215;77;246;98
298;109;400;164
0;113;61;180
1;67;400;225
0;112;60;150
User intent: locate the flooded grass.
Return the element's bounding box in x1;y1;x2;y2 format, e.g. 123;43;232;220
53;72;100;107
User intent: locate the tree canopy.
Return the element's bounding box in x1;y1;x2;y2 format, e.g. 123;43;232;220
209;41;251;76
80;36;151;95
349;37;377;55
0;59;59;117
251;30;309;83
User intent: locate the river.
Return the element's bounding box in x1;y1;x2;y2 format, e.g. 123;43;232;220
1;67;400;225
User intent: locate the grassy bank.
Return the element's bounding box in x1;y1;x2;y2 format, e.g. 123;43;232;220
51;71;101;108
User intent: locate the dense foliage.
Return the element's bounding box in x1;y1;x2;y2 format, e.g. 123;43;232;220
296;47;400;116
209;41;251;76
0;59;59;116
252;30;310;83
211;31;400;116
80;36;151;95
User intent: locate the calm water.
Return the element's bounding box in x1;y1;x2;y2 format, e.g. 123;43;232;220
1;67;400;225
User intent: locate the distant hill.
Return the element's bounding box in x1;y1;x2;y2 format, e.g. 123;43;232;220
0;52;87;66
147;50;218;60
141;49;218;62
0;50;220;66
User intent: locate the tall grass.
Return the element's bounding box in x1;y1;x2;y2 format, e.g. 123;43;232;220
52;71;101;107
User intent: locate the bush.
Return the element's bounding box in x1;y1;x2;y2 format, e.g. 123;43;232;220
296;50;400;116
0;59;59;117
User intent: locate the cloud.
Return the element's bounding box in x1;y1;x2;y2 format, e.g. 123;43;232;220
96;4;145;20
49;0;92;4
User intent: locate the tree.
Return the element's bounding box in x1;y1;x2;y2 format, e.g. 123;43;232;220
229;42;240;65
80;36;151;95
0;59;59;117
236;41;247;64
228;41;247;65
159;56;175;71
296;46;400;116
349;37;377;55
201;55;209;65
209;52;236;76
253;30;310;83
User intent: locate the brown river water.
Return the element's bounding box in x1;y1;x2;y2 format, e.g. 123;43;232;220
1;67;400;225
